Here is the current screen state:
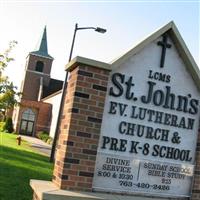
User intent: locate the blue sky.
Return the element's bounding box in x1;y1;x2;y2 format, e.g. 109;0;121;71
0;1;199;88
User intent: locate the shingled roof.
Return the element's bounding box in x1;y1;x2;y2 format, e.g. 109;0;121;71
42;78;63;98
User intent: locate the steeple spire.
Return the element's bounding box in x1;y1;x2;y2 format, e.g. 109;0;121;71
38;26;48;54
30;26;53;59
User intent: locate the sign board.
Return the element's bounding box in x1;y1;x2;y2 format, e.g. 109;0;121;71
93;29;200;198
93;154;194;197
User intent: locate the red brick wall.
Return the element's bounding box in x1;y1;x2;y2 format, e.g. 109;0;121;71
52;64;110;191
36;101;52;134
21;54;53;101
16;99;52;136
26;54;53;75
22;72;41;101
191;128;200;200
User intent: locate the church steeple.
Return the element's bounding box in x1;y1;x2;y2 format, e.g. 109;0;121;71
22;26;54;101
30;26;53;59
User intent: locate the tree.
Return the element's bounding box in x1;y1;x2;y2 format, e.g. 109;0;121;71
0;41;20;118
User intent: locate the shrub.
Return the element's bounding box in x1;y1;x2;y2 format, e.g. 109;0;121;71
38;131;51;142
3;117;14;133
46;138;53;145
0;122;5;131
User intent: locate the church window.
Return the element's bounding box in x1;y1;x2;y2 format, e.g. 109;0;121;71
22;109;35;122
35;61;44;72
20;109;36;135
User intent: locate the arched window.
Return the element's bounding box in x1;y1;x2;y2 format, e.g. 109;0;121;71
20;109;36;135
22;109;35;121
35;61;44;72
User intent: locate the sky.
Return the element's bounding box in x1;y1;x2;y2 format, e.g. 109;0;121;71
0;1;199;89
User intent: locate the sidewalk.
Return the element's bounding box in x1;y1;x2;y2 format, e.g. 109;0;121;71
21;135;52;157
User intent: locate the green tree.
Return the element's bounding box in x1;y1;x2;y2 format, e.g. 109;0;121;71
0;41;20;118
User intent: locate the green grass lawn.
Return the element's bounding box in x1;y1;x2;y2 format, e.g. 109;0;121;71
0;132;53;200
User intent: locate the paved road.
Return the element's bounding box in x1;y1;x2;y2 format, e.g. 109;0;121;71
21;135;52;157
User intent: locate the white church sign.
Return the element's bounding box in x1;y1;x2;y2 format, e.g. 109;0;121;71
93;22;200;198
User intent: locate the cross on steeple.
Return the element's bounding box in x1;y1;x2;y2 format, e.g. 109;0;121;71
157;34;172;68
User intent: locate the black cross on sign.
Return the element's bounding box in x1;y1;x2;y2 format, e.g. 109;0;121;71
157;34;172;68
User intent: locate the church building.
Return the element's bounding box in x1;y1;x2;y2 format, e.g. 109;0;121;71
12;27;63;138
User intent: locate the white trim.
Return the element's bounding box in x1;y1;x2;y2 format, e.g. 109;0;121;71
111;21;173;66
26;69;50;76
111;21;200;91
65;56;111;72
29;52;54;60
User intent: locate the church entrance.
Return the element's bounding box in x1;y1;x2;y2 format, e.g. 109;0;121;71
20;109;36;135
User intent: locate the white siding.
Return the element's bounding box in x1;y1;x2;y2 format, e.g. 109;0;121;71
43;92;62;138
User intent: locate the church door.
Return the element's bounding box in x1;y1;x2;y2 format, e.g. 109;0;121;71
20;109;36;135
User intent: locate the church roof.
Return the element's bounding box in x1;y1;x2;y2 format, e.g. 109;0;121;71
30;26;54;60
42;78;63;98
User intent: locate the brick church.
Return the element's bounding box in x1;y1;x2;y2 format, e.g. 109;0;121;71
12;27;63;138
